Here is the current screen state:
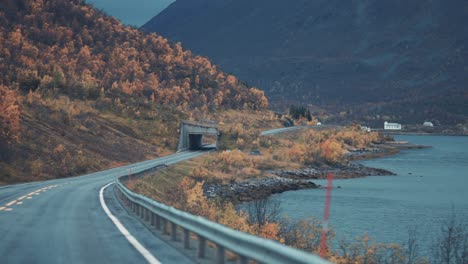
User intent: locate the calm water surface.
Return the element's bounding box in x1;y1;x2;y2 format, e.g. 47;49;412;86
274;135;468;253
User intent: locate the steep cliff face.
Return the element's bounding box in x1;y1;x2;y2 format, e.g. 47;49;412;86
143;0;468;124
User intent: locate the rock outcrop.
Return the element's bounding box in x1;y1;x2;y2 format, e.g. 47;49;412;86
204;177;317;203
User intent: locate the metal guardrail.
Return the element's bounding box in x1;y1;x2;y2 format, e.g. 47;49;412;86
260;125;340;136
260;126;306;136
116;176;331;264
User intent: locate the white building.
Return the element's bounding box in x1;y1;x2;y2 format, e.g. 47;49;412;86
423;121;434;127
384;121;402;130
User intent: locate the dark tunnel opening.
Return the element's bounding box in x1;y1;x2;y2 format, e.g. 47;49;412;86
188;134;203;150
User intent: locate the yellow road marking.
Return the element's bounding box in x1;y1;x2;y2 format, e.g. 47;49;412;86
0;207;5;211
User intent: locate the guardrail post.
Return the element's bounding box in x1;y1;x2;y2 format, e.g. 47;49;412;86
162;218;168;234
216;245;225;264
183;228;190;249
145;207;150;221
171;222;177;241
238;256;248;264
197;235;206;259
150;212;155;226
155;215;161;230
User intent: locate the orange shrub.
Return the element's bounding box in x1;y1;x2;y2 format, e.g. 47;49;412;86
320;137;346;163
214;150;254;172
287;144;306;163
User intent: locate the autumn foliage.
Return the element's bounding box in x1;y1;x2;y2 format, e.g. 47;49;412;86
0;0;268;111
0;85;20;143
270;127;381;165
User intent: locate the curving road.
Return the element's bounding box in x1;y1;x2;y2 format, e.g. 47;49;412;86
0;125;317;263
260;126;306;136
0;150;208;263
260;125;339;136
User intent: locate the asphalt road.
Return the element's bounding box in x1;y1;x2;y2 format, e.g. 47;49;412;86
260;125;334;136
0;150;208;264
0;125;320;263
260;126;306;136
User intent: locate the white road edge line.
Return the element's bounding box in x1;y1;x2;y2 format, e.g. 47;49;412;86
99;182;161;264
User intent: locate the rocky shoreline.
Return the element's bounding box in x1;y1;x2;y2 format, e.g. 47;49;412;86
204;142;428;203
203;163;394;203
346;141;429;160
270;163;395;180
204;177;317;203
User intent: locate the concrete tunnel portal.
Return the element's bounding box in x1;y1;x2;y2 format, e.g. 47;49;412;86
177;121;219;151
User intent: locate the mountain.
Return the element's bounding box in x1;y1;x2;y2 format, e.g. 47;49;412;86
0;0;267;184
143;0;468;125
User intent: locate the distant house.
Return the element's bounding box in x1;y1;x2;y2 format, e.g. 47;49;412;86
423;121;434;127
384;121;402;130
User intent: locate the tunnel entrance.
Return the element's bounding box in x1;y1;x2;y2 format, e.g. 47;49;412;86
188;134;203;150
177;120;219;151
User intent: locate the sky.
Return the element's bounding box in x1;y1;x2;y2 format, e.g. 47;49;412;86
86;0;175;27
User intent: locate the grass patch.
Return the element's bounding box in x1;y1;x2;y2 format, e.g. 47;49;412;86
130;157;207;202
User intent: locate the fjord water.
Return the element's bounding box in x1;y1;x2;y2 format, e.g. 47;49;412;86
274;135;468;253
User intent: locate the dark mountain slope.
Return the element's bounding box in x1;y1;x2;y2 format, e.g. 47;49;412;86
143;0;468;125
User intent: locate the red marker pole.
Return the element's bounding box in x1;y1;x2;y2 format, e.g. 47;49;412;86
320;173;333;258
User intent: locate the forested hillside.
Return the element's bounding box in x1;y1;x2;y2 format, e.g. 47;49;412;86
0;0;268;184
143;0;468;125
